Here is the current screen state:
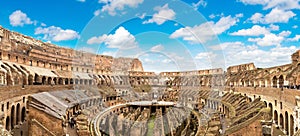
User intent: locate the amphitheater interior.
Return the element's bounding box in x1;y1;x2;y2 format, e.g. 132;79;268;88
0;26;300;136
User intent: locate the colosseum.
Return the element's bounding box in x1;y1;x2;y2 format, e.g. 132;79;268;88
0;25;299;136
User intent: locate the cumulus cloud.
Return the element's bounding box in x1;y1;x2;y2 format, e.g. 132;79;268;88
238;0;300;10
192;0;207;10
170;14;241;43
94;9;101;16
195;52;216;59
87;26;138;49
150;44;164;52
248;31;291;46
99;0;143;16
209;41;297;67
288;35;300;41
250;8;296;24
143;4;176;25
34;26;80;42
9;10;33;27
230;25;270;36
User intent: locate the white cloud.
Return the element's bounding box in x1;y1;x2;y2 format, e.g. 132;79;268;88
94;9;101;16
77;0;86;2
249;13;264;23
150;44;164;52
143;4;176;25
238;0;268;5
136;13;146;19
34;26;80;42
208;13;224;19
87;26;138;49
250;8;296;24
9;10;33;27
269;24;279;31
288;35;300;41
102;51;116;56
162;59;172;63
99;0;143;16
230;25;270;36
210;41;297;67
293;25;298;29
195;52;216;59
170;15;241;43
238;0;300;10
192;0;207;10
248;31;290;46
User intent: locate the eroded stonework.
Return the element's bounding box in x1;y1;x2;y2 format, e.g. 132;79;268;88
0;26;299;136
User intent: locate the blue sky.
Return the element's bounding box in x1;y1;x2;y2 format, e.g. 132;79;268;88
1;0;299;72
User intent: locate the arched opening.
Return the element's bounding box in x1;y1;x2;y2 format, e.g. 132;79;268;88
279;75;284;88
53;78;57;85
16;103;20;124
274;110;278;125
58;78;63;85
65;78;69;85
21;107;26;122
75;79;78;84
84;79;88;85
80;79;83;84
70;79;74;84
6;116;10;130
291;115;294;135
28;75;33;85
34;74;40;85
89;80;93;85
280;114;284;129
42;76;46;85
264;101;267;107
285;111;289;134
272;76;278;88
11;105;15;129
268;103;273;117
47;77;52;85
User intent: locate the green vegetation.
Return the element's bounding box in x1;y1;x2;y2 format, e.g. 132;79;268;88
146;116;155;136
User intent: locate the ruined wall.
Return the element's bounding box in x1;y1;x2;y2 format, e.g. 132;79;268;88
228;119;263;136
28;105;63;136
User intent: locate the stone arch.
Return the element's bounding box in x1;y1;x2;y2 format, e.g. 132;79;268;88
274;110;278;124
264;101;267;107
70;78;74;84
5;116;10;130
21;107;26;122
75;79;79;84
16;103;20;124
64;78;69;85
42;76;46;85
11;105;15;129
53;77;57;85
47;77;52;85
28;74;33;85
272;76;278;88
58;78;63;85
279;75;284;88
280;113;284;129
290;115;294;136
285;111;289;134
34;74;40;85
268;103;273;117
